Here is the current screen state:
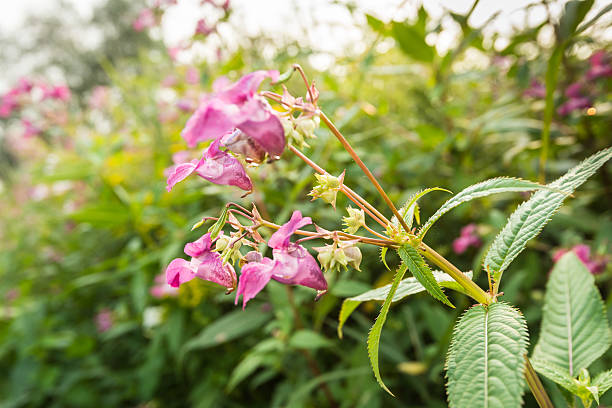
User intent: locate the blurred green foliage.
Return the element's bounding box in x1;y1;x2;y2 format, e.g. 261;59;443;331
0;1;610;407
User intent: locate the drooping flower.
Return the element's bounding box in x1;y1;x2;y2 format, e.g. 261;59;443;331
165;232;237;289
181;70;285;158
586;50;612;80
165;137;252;192
235;211;327;308
552;244;609;275
452;224;482;254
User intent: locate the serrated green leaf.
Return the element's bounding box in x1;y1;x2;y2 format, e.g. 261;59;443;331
338;271;472;338
398;245;454;308
532;252;611;376
485;148;612;288
380;247;391;271
419;177;555;239
367;263;408;396
208;206;229;239
446;302;529;408
594;369;612;397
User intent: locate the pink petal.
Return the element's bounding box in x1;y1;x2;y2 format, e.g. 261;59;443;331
572;244;591;264
166;160;197;192
272;244;327;291
217;70;279;105
194;251;236;289
268;211;312;249
180;99;235;147
184;233;213;257
166;258;196;288
237;104;285;157
235;258;276;308
195;139;253;191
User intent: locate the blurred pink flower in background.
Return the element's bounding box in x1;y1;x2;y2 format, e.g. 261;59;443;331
95;309;114;333
195;18;214;36
185;67;200;84
21;119;41;138
150;273;179;298
523;79;546;99
88;86;109;109
132;8;156;31
552;244;609;275
586;50;612;80
176;98;195;112
161;74;178;87
42;84;71;102
452;224;482;254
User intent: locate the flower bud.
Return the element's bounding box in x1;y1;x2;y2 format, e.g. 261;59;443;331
342;206;365;234
342;245;362;271
215;235;230;252
309;171;345;209
295;116;318;139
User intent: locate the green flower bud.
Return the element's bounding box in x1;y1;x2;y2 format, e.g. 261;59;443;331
309;171;345;209
342;245;362;271
296;117;317;139
342;206;365;234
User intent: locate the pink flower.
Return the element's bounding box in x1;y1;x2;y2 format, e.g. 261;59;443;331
42;85;71;102
552;244;609;275
165;232;237;289
557;96;591;116
168;46;182;61
21;119;41;138
565;82;583;99
150;272;179;298
88;86;109;109
194;18;214;36
586;50;612;80
523;80;546;99
452;224;482;254
235;211;327;308
132;8;156;31
15;77;33;94
166;137;253;191
176;98;195;112
95;309;114;333
0;93;19;118
181;70;285;159
162;75;178;87
185;67;200;85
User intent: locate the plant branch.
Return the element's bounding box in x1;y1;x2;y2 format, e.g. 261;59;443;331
524;356;555;408
318;112;411;233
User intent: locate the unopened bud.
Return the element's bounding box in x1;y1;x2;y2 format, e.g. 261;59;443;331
296;116;318;139
342;245;362;271
215;235;230;252
309;171;345;209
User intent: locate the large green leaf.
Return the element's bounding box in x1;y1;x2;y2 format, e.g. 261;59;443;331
446;302;529;408
485;147;612;288
398;245;453;308
594;369;612;397
182;307;272;355
532;252;611;376
338;271;472;338
366;263;408;396
391;21;434;62
418;177;553;239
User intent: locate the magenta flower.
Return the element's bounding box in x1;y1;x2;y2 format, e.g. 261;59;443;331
557;96;591;116
452;224;482;254
166;137;252;191
21;119;41;138
195;18;214;36
586;50;612;80
42;85;71;102
235;211;327;308
523;80;546;99
181;70;285;158
0;93;18;118
165;232;237;289
95;309;114;333
552;244;609;275
132;8;156;31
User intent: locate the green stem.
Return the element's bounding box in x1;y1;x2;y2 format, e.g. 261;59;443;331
418;243;492;305
524;355;555;408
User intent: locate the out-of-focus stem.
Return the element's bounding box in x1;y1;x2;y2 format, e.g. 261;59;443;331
318;112;411;233
524;356;555;408
418;242;492;305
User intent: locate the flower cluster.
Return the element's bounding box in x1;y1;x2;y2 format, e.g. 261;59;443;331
552;244;609;275
0;78;70;119
452;224;482;254
166;70;286;193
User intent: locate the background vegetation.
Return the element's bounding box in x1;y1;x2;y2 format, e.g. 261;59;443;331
0;0;610;406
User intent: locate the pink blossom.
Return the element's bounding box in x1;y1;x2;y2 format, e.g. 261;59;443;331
176;98;195;112
162;75;178;87
166;137;253;191
195;18;214;36
95;309;114;333
150;272;179;298
235;211;327;308
523;80;546;99
132;8;156;31
452;223;482;254
165;232;237;289
168;47;181;61
42;85;71;102
0;93;18;118
552;244;609;275
21;119;41;138
185;67;200;84
181;70;285;159
88;86;109;109
586;50;612;80
557;96;591;116
15;77;33;94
